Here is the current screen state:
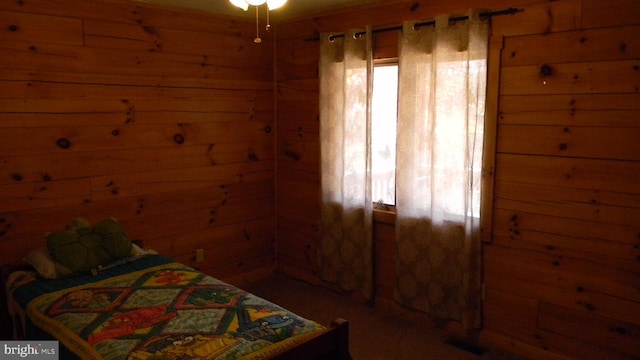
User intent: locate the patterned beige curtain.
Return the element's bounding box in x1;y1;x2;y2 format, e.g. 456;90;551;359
394;11;488;328
318;29;374;301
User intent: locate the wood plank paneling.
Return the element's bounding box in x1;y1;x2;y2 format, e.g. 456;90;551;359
0;69;273;91
500;98;640;127
0;0;276;281
0;143;273;186
486;0;640;357
582;0;640;28
0;11;83;45
275;0;640;359
483;287;537;327
91;162;273;200
275;33;321;275
496;153;640;194
490;0;581;37
538;302;640;357
83;19;265;58
501;60;640;95
0;178;91;213
0;40;271;80
498;125;640;161
373;220;396;299
493;207;639;261
501;25;640;66
482;316;635;360
485;245;640;314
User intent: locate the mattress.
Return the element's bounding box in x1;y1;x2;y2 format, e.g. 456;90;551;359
6;255;328;360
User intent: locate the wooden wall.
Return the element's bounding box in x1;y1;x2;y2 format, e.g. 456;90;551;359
0;0;276;282
1;0;638;357
275;0;640;359
485;0;640;358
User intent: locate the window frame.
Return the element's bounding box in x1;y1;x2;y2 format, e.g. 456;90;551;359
371;57;399;214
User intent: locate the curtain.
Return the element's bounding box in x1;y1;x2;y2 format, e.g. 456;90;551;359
318;29;374;301
394;11;488;328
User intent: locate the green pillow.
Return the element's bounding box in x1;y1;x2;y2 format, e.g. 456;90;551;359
46;218;132;274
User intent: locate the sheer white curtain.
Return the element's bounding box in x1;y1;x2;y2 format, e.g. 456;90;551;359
318;29;374;301
394;11;488;328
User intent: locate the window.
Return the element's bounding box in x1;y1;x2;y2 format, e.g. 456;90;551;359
371;62;398;206
318;17;489;321
370;59;485;218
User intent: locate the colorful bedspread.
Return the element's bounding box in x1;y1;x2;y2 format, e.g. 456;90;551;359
10;256;326;360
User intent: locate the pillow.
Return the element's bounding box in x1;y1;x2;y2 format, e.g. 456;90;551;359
23;246;73;279
46;218;132;275
131;243;158;258
100;244;158;270
24;243;152;279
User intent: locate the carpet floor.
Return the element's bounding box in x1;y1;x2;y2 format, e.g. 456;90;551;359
245;271;522;360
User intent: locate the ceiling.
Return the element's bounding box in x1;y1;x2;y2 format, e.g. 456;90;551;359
132;0;384;20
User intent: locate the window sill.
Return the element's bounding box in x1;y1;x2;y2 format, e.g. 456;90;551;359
373;208;396;225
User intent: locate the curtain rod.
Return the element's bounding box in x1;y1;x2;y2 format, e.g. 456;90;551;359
305;7;520;42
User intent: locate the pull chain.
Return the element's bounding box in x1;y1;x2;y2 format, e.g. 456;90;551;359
254;6;262;43
266;5;271;31
253;4;273;44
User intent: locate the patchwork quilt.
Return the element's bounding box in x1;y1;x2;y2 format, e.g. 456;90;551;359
9;256;326;360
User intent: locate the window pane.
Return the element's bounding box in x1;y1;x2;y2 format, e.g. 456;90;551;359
371;64;398;206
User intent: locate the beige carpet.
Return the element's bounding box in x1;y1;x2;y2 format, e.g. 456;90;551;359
245;271;520;360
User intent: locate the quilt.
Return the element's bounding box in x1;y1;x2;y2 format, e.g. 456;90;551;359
10;257;327;360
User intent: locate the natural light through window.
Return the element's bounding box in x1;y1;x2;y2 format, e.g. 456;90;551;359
371;63;398;206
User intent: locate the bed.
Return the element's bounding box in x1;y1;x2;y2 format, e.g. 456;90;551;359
1;218;351;360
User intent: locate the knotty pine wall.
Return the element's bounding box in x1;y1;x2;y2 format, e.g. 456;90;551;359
0;0;276;282
275;0;640;359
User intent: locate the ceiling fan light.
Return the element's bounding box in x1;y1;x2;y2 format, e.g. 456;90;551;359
245;0;267;6
266;0;287;10
229;0;249;11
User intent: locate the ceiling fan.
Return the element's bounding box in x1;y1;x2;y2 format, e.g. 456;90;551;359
228;0;288;43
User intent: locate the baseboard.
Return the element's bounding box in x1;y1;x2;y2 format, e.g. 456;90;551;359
274;265;323;286
221;265;276;289
276;265;472;338
275;265;374;303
